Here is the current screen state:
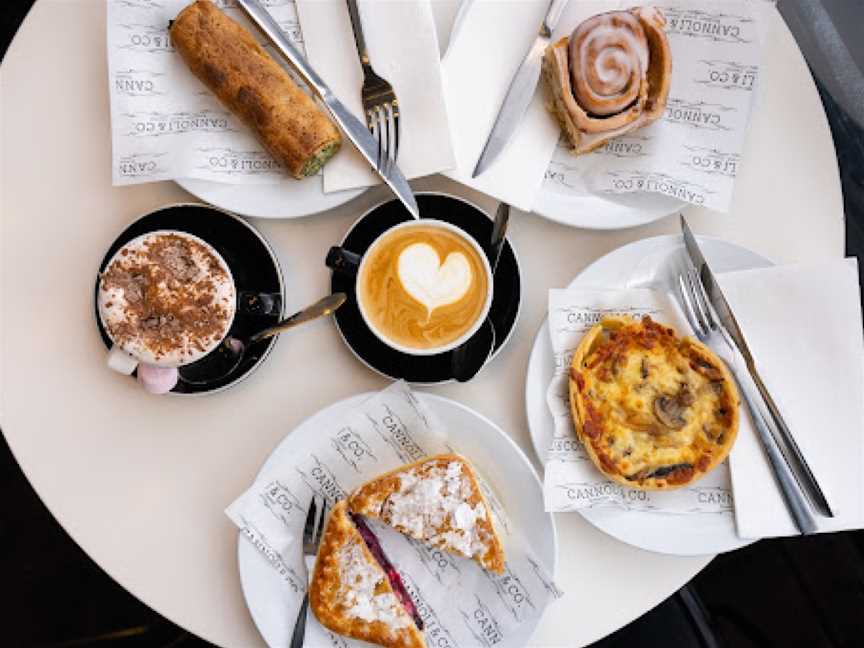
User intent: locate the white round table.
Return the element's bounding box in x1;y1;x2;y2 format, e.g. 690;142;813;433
0;2;844;647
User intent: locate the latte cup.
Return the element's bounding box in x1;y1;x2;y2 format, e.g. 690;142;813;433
98;230;237;375
327;219;494;356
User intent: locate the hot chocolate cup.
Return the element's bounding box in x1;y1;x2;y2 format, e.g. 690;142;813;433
98;230;237;374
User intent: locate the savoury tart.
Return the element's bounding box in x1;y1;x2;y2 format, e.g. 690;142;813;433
569;316;739;490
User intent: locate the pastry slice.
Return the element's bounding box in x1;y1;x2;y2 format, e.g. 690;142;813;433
348;454;506;574
309;501;426;648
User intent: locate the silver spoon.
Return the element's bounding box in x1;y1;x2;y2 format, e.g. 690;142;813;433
451;203;510;382
178;293;346;385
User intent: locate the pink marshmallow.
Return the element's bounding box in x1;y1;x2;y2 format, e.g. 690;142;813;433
137;364;179;394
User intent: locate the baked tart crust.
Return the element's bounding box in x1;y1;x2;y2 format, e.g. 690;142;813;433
348;454;506;574
309;501;426;648
568;316;739;490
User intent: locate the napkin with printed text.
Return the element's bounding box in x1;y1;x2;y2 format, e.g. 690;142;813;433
226;381;561;648
107;0;309;185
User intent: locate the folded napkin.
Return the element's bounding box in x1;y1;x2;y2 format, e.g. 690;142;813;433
295;0;455;193
721;259;864;539
441;0;561;211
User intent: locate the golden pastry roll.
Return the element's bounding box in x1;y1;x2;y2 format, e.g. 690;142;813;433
170;0;342;179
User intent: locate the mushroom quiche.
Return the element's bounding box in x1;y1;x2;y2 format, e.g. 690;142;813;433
569;316;739;490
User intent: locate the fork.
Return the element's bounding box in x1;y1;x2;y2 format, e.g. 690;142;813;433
677;266;819;535
345;0;400;175
289;496;329;648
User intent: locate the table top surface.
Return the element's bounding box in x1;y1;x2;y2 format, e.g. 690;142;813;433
0;1;846;647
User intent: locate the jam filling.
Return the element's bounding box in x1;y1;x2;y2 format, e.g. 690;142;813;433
350;512;424;631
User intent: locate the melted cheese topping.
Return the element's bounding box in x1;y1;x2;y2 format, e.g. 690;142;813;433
572;317;737;487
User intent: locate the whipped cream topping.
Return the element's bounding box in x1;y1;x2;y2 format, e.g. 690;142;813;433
397;243;472;315
336;540;410;631
384;461;489;559
98;232;235;366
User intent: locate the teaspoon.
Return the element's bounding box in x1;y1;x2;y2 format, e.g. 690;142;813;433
179;293;346;385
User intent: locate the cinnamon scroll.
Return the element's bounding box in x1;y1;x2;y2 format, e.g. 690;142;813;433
543;7;672;154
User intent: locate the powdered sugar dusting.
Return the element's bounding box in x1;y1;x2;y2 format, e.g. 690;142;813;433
336;540;410;631
384;461;490;559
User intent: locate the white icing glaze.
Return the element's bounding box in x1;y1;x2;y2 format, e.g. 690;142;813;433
397;243;472;315
384;461;490;560
337;540;410;630
575;20;648;114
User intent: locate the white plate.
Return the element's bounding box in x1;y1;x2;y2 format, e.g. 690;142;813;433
533;184;686;231
525;234;772;555
238;392;558;647
177;176;365;219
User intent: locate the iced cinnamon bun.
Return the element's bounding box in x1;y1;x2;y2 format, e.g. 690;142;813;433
542;7;671;154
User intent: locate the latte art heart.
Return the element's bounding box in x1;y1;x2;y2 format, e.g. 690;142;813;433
397;243;472;314
357;223;489;351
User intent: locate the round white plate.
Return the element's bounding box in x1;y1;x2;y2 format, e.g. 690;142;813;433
177;176;365;219
525;234;772;556
238;392;558;648
533;182;686;231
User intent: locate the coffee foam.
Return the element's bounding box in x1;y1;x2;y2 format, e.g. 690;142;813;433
358;224;489;351
397;243;472;314
98;232;236;366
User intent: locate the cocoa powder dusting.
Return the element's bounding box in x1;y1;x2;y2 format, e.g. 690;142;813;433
100;234;232;362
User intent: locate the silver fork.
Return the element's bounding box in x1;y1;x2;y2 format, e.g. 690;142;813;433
289;496;329;648
677;266;819;535
345;0;400;175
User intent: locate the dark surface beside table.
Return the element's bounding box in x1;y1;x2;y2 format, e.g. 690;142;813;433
3;1;864;647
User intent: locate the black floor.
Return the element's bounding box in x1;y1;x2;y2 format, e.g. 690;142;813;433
4;1;864;647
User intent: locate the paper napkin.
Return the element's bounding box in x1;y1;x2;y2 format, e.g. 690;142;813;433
440;0;561;211
721;259;864;539
295;0;455;194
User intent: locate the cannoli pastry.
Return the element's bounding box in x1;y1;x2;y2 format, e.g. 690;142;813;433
171;0;342;178
543;7;672;154
348;454;505;574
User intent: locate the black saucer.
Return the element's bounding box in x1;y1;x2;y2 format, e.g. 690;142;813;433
94;203;285;395
329;193;521;384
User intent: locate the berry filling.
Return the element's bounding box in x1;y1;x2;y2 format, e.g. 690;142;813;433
350;512;424;631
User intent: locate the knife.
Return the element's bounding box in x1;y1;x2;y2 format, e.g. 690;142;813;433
235;0;419;219
472;0;569;178
680;216;834;518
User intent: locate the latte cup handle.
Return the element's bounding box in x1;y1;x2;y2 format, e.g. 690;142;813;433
326;246;362;276
107;345;139;375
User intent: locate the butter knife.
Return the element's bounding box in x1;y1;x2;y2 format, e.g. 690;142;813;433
235;0;419;218
472;0;569;177
681;217;834;518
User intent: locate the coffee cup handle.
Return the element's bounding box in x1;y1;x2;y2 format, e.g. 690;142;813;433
107;345;139;375
326;246;362;276
237;291;283;316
